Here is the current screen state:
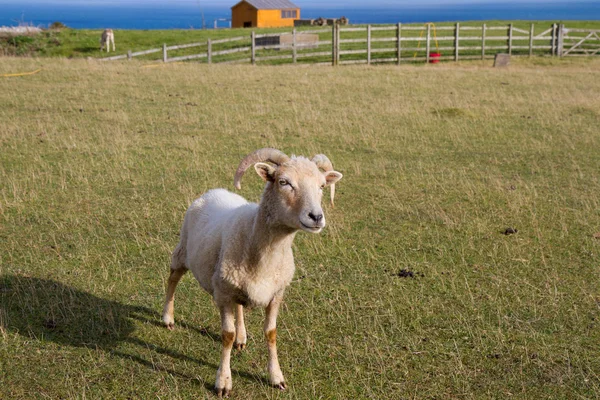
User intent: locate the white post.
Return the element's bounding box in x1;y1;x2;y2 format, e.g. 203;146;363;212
251;31;256;65
162;43;167;62
557;24;564;57
529;23;534;57
551;23;557;56
426;23;431;63
455;22;460;62
207;38;212;64
336;23;340;65
508;23;513;55
367;25;371;65
397;22;401;65
331;24;336;66
481;23;486;60
292;28;297;63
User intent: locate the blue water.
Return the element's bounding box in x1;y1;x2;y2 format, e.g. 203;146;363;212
1;1;599;29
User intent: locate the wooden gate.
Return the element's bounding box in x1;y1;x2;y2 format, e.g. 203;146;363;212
559;26;600;56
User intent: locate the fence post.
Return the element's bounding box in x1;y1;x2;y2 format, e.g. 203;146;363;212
551;23;557;56
455;22;460;62
162;43;167;62
426;23;431;63
251;31;256;65
336;23;340;65
397;22;401;65
207;38;212;64
367;25;372;65
331;24;336;66
557;24;564;57
481;23;486;60
292;28;297;63
529;23;534;57
127;50;132;60
508;23;513;55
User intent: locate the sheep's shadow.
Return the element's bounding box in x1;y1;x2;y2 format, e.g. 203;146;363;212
0;274;267;390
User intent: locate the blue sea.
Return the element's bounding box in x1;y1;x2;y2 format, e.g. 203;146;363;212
1;1;599;29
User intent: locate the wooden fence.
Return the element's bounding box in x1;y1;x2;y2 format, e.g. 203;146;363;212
100;23;600;65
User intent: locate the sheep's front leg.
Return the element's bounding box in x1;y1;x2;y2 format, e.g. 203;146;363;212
264;292;286;390
234;304;247;350
215;303;235;397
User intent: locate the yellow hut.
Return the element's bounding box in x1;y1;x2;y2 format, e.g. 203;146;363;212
231;0;300;28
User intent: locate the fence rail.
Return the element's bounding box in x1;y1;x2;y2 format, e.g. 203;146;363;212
100;23;598;65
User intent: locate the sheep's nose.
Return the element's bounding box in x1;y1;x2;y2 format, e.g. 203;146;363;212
308;212;323;223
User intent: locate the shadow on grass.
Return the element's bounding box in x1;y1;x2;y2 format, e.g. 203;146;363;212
0;274;268;390
73;46;100;54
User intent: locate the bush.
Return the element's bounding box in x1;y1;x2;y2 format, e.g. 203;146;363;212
49;21;68;30
11;35;35;46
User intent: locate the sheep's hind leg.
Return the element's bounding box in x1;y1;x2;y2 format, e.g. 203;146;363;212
215;303;235;397
234;304;247;350
264;292;286;390
162;267;187;330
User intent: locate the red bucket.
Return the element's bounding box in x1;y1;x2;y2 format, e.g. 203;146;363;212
429;52;441;63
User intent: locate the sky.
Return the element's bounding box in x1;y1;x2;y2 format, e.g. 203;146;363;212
2;0;597;28
0;0;581;6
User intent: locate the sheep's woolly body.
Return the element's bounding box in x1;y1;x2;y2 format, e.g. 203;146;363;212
174;188;296;308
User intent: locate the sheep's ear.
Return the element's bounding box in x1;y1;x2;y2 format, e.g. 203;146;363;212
324;171;342;187
254;162;276;183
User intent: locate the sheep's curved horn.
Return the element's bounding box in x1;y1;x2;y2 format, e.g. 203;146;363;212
312;154;337;207
234;148;290;190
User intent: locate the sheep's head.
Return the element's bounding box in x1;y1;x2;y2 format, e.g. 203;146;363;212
234;148;343;233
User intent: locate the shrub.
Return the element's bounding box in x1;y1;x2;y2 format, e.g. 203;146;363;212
49;21;68;30
11;35;35;46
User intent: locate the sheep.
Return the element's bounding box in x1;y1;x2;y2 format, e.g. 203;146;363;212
100;29;115;52
162;148;343;397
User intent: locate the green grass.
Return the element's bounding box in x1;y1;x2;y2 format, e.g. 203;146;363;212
0;26;307;58
1;56;600;399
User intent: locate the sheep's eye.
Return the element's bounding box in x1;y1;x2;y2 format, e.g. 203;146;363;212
279;179;288;186
320;184;325;190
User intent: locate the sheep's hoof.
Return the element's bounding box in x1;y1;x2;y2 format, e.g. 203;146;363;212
215;387;231;398
234;342;246;350
166;322;175;330
273;381;287;390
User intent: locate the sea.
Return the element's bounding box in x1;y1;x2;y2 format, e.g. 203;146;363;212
1;1;599;30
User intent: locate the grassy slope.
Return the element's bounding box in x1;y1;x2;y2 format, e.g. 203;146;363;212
1;57;599;399
1;20;599;59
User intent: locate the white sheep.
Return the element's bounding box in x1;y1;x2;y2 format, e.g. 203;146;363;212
162;148;342;397
100;29;115;52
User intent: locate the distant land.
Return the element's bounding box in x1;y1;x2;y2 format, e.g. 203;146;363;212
1;1;599;29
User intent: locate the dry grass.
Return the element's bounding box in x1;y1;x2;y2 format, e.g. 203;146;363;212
1;56;599;399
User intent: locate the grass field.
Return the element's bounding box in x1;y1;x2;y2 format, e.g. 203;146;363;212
1;56;600;399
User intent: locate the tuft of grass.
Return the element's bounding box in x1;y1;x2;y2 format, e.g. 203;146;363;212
432;107;475;118
1;56;599;399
